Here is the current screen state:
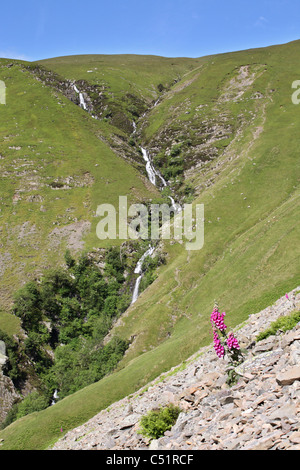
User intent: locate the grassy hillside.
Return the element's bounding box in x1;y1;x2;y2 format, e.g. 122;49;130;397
37;54;203;105
110;40;300;367
36;54;204;136
0;58;158;312
0;41;299;449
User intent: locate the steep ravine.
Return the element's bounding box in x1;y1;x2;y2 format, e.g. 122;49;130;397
130;143;182;303
126;101;183;305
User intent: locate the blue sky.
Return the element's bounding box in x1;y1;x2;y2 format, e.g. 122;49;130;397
0;0;299;61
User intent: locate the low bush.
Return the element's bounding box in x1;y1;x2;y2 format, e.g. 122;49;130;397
256;310;300;342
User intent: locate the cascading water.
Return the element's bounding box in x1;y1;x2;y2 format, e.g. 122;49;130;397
73;84;88;111
131;245;155;304
140;147;181;213
131;107;182;305
168;195;182;213
131;147;181;304
51;389;59;406
141;147;158;186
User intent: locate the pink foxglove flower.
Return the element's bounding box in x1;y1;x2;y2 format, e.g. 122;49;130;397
213;330;225;358
210;307;227;331
226;333;240;350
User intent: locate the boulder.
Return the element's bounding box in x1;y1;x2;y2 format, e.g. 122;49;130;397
0;353;7;367
276;366;300;386
0;341;6;356
289;431;300;444
0;341;7;368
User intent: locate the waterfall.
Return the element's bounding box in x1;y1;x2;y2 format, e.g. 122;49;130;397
51;389;59;406
131;245;155;304
141;147;158;186
73;84;88;111
140;147;181;213
156;171;168;188
131;275;142;305
141;147;169;189
130;121;181;305
168;195;182;213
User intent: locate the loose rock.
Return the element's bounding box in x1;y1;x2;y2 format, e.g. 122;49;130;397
51;288;300;451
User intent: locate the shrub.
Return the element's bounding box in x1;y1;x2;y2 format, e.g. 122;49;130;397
64;249;75;268
170;143;182;157
256;309;300;342
2;390;50;429
50;181;64;188
152;151;166;168
51;336;129;399
15;391;50;419
13;282;43;332
162;164;184;179
138;404;181;440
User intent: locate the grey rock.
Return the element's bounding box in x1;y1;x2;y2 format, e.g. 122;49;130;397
0;341;6;356
149;439;160;450
118;413;141;430
276;366;300;386
268;402;297;421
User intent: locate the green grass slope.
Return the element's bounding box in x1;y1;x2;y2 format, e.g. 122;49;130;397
0;59;157;311
37;54;203;103
0;41;299;449
36;54;204;135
